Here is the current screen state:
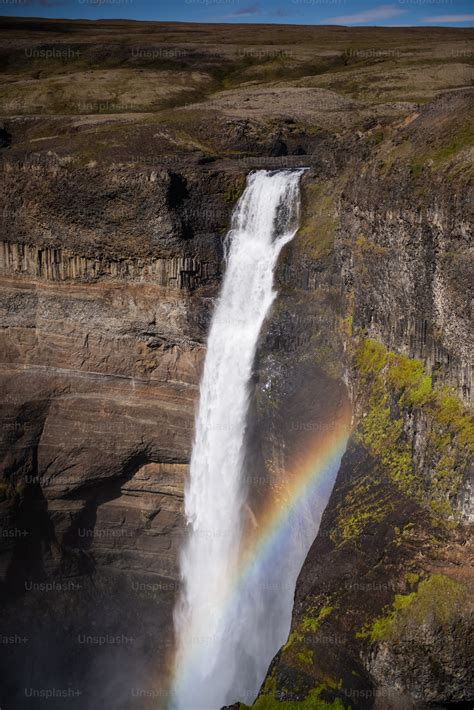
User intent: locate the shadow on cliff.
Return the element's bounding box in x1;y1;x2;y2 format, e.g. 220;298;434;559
0;449;177;710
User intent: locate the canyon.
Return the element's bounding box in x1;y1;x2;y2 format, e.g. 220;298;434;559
0;17;473;710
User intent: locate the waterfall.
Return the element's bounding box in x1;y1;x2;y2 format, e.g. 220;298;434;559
172;170;305;709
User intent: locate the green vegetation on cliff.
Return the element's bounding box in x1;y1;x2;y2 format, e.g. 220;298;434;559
281;604;335;660
241;684;348;709
356;574;468;643
301;605;334;632
410;122;474;174
352;338;473;523
332;474;395;544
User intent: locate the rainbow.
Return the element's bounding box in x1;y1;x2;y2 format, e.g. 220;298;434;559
241;406;352;570
166;405;352;706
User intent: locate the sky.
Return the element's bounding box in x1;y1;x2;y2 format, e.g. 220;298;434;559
1;0;473;27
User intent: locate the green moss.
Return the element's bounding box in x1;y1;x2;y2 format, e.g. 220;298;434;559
296;648;314;667
357;397;416;494
382;114;473;180
282;630;303;652
352;339;473;522
261;671;278;696
301;605;334;632
425;385;473;519
352;344;417;494
434;386;474;453
387;355;433;407
282;607;334;673
357;592;415;641
392;522;416;548
332;475;395;544
357;574;468;643
405;572;420;586
294;643;315;672
242;684;348;709
354;338;388;377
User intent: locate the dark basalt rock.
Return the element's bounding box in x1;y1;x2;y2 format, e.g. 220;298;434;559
270;137;288;157
0;126;11;148
292;145;307;155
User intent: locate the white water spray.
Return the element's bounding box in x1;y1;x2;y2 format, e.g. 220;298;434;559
172;170;307;709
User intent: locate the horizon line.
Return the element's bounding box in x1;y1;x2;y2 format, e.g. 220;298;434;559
1;15;473;29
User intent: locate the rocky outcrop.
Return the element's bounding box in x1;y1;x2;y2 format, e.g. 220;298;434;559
0;241;217;289
337;165;473;407
0;160;245;263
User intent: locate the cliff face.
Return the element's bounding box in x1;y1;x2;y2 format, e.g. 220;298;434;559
0;167;233;588
338;157;472;407
0;17;472;710
0;161;245;705
1;114;472;709
245;93;473;710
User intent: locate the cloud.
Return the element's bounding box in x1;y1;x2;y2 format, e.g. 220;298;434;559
326;3;407;25
214;2;263;22
232;2;261;16
423;14;474;23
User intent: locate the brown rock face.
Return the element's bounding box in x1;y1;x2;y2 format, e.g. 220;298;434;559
50;462;187;579
0;251;213;708
0;271;207;582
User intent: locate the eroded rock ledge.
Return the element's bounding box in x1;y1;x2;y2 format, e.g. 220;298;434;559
0;240;217;289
